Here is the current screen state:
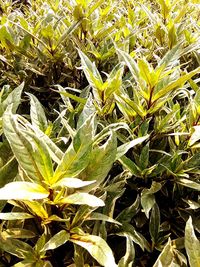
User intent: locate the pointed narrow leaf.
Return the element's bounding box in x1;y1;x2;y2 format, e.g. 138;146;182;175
118;235;135;267
185;217;200;267
117;49;139;80
117;223;150;252
116;135;149;160
77;94;96;129
119;156;141;176
0;156;18;187
79;131;117;189
52;114;94;183
0;212;33;220
176;178;200;191
157;42;182;68
86;212;121;225
78;50;103;103
153;238;176;267
42;230;70;251
116;195;140;223
2;82;24;113
138;58;154;87
149;203;160;243
27;93;47;132
152;67;200;102
188;125;200;146
5;228;36;239
33;126;63;164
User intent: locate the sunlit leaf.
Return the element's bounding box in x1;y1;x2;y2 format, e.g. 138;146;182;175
27;93;48;132
185;217;200;267
79;131;117;189
0;182;49;200
70;234;117;267
0;212;33;220
42;230;70;251
176;178;200;191
2;82;24;113
52;177;96;189
153;238;181;267
56;192;105;207
152;67;200;102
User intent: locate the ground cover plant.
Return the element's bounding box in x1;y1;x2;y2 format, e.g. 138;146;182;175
0;0;200;266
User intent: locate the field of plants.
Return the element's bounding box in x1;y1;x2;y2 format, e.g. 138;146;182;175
0;0;200;266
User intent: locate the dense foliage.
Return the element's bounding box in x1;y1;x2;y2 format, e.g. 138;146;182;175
0;0;200;266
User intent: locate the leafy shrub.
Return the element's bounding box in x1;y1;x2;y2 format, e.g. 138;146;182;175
0;0;200;266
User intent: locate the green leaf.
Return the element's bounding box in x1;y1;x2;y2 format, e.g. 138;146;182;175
77;94;96;129
141;182;162;218
152;67;200;102
4;228;36;239
86;212;121;225
58;90;87;105
0;156;18;187
157;42;182;69
52;115;94;183
56;193;105;207
119;156;141;176
117;223;150;252
27;93;48;132
0;236;35;259
0;212;33;220
139;144;149;169
117;49;139;81
33;126;63;164
185;217;200;267
3;107;53;183
115;94;147;118
78;50;103;103
116;135;149;160
183;199;200;210
0;182;49;200
176;178;200;191
138;58;154;88
42;230;70;251
73;114;95;152
149;203;160;244
52;177;96;189
79;131;117;189
22;128;54;185
22;200;48;219
153;238;180;267
118;235;135;267
116;195;140;223
70;234;117;267
71;205;93;228
55;20;81;48
188;125;200;146
2;82;24;113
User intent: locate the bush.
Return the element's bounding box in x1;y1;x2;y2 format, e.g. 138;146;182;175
0;0;200;266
